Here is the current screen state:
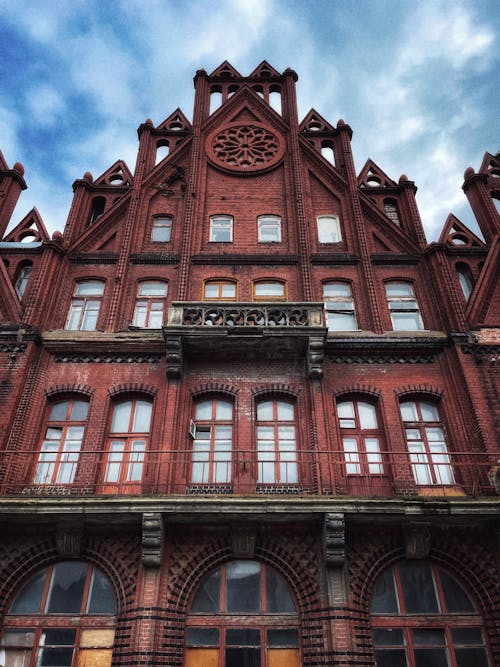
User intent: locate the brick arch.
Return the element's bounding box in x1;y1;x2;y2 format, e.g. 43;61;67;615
0;535;138;618
393;384;444;399
333;384;382;399
45;383;95;399
163;533;321;667
252;383;301;399
107;383;158;398
190;382;239;399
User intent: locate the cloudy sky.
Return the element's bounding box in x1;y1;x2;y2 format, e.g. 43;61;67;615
1;0;498;240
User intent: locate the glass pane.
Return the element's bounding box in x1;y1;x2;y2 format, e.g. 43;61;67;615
46;562;87;613
277;402;294;421
151;218;172;242
400;402;417;421
221;283;236;298
70;401;89;421
257;401;273;420
414;648;448;667
421;402;440;422
358;402;377;429
226;629;260;646
87;569;116;613
195;400;213;420
226;561;261;613
386;283;414;297
10;570;46;613
38;648;74;667
455;648;489;667
205;283;220;298
317;216;340;243
49;402;70;421
451;628;483;645
371;568;398;613
255;282;284;297
225;648;260;667
327;311;356;330
267;630;298;647
190;569;221;613
132;401;152;432
215;400;233;420
399;562;439;613
266;568;296;612
75;282;104;296
133;302;147;327
413;629;445;645
324;283;351;298
111;401;132;432
138;282;167;296
373;629;404;646
374;649;408;667
392;312;422;330
441;570;475;613
186;628;219;647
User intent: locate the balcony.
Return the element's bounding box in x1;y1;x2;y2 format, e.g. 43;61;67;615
163;302;327;378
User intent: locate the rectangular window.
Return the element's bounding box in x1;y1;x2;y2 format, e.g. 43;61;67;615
323;282;357;330
386;282;423;331
66;281;105;331
210;216;233;242
191;399;233;485
258;216;281;242
151;216;172;242
257;400;298;484
317;215;341;243
132;281;168;328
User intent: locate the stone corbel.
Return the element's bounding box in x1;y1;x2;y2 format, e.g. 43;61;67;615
308;335;324;379
404;523;431;559
165;335;182;378
142;513;164;567
56;522;84;556
231;527;257;558
324;513;345;568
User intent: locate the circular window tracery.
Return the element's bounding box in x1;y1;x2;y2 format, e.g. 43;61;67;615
207;123;285;173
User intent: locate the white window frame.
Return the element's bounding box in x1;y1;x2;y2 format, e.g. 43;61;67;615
258;215;282;242
317;215;342;243
66;281;105;331
209;215;233;243
385;282;424;331
323;282;357;331
132;281;168;328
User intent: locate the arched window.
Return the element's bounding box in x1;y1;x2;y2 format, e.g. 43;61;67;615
151;215;172;242
191;398;233;486
102;398;153;493
400;400;454;486
132;281;168;328
204;279;237;300
14;262;32;299
371;561;490;667
258;215;282;242
321;141;335;165
89;196;106;224
256;399;298;484
186;560;300;667
155;142;169;164
66;280;105;331
384;199;401;225
456;264;474;301
385;282;423;331
34;398;89;485
1;561;116;667
336;399;384;475
253;280;286;301
323;282;357;330
317;215;342;243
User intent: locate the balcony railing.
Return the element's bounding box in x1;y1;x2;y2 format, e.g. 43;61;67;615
0;450;498;498
166;302;326;329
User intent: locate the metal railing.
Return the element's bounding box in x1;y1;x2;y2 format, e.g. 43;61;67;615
0;450;498;498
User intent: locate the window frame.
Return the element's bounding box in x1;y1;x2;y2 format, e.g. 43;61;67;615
203;279;238;301
102;398;153;492
15;263;32;299
336;398;384;476
385;281;424;331
65;280;105;331
132;280;168;328
256;399;298;485
209;215;233;243
191;398;234;486
317;215;342;243
34;399;89;486
257;215;282;243
400;400;454;486
151;215;172;242
253;280;287;302
323;281;358;331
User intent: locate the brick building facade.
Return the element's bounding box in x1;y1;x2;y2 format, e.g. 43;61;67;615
0;61;499;667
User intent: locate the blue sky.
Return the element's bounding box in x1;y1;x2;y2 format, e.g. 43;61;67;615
1;0;498;240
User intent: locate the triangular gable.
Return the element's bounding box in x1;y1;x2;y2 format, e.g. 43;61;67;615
93;160;133;187
358;159;398;188
209;61;242;78
300;145;348;195
438;214;485;247
249;61;281;79
157;108;192;132
479;151;500;176
359;197;419;254
0;259;22;321
68;195;130;253
299;109;336;133
3;208;49;243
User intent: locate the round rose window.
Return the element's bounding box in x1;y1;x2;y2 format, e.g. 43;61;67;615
207;123;285;173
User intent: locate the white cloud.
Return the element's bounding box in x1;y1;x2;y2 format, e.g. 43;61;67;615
25;84;66;126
